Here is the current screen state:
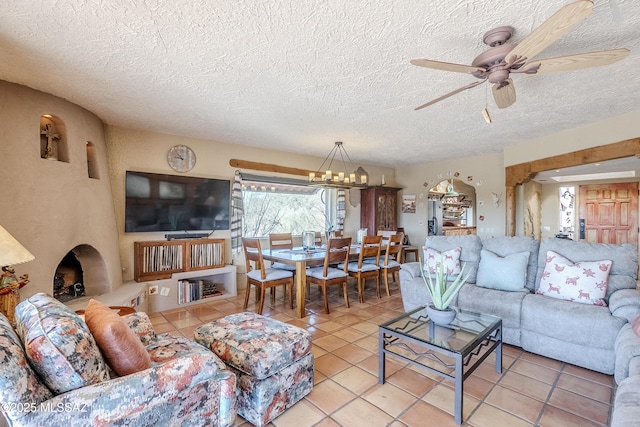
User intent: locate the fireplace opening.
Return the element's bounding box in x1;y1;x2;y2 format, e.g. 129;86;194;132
54;251;85;302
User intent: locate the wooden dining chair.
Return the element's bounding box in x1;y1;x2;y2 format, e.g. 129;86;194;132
242;238;293;315
342;235;383;303
305;237;352;314
268;232;296;301
314;232;324;247
380;233;404;296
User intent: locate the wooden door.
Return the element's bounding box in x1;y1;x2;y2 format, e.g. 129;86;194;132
579;182;638;245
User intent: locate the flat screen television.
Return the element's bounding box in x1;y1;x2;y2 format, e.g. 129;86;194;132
125;171;231;233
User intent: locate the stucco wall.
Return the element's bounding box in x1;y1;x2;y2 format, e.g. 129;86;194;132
104;125;395;282
394;152;506;248
0;81;122;299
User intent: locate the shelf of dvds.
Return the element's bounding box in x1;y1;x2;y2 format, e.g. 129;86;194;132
133;238;226;282
146;265;237;312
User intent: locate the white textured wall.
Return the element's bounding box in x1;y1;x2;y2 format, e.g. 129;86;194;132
0;81;122;298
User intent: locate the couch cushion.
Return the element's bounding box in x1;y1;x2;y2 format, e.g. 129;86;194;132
611;374;640;427
536;250;611;306
476;249;530;291
422;246;461;277
535;238;638;300
482;236;539;292
614;322;640;384
15;293;109;394
521;293;625;374
84;299;151;376
424;235;482;283
457;283;529;346
0;312;53;419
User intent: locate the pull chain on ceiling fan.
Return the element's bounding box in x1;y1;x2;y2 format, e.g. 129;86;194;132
411;0;629;111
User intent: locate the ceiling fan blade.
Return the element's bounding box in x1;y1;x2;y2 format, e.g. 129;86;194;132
526;48;630;74
509;0;593;63
492;79;516;109
410;58;485;74
415;80;484;111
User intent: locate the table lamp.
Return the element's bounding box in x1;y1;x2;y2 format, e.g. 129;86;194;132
0;225;35;325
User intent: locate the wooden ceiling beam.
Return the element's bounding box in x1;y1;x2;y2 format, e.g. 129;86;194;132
229;159;314;177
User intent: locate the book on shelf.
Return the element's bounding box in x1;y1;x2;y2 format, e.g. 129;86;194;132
177;279;224;304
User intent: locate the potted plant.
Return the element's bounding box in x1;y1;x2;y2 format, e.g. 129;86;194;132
420;255;470;325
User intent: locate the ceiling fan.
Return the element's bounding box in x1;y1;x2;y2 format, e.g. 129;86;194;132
411;0;629;111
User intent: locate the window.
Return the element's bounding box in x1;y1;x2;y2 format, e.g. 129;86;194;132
559;186;575;239
241;179;334;237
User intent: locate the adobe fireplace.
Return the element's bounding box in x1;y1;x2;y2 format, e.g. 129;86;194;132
53;244;110;303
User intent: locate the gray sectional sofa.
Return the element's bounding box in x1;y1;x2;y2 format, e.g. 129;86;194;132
399;235;640;426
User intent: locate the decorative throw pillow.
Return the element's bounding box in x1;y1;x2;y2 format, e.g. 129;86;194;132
476;249;530;291
536;250;612;306
15;293;109;394
84;299;151;376
423;246;462;277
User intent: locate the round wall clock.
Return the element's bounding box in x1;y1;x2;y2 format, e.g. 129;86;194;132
167;145;196;172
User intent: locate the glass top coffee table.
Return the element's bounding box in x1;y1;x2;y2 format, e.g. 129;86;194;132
379;307;502;424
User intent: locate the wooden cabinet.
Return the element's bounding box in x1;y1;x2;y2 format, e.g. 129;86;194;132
360;186;401;233
134;238;226;282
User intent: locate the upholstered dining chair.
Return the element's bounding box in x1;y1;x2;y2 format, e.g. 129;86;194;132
242;238;293;315
342;235;383;303
380;233;404;296
305;237;352;314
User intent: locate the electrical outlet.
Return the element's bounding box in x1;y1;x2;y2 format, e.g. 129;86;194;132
148;285;158;295
160;287;170;297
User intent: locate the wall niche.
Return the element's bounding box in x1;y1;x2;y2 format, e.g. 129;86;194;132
86;141;100;179
40;114;68;162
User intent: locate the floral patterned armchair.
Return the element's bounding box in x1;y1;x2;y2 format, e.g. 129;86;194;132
0;293;236;427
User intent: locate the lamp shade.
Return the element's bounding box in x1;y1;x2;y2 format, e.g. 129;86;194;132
0;225;35;267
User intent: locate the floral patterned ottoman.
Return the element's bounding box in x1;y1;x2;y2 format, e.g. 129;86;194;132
194;312;314;427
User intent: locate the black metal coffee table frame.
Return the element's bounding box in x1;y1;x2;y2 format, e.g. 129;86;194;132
379;307;502;424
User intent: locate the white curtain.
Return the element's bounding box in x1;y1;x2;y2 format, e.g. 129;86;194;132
230;171;244;253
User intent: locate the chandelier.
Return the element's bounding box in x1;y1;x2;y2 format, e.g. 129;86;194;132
308;141;369;189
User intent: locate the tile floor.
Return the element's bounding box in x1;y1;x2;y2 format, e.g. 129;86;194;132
147;281;615;427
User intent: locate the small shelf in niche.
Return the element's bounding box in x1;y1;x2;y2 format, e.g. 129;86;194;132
40;114;69;162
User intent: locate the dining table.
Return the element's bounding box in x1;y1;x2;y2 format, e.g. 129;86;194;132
260;245;364;318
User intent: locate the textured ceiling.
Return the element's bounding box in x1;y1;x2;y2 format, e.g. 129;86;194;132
0;0;638;167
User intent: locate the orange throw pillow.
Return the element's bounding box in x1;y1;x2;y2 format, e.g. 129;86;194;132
84;299;151;376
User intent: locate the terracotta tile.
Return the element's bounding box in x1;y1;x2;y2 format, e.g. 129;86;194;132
362;353;404;377
467;403;533;427
421;383;480;421
332;326;367;343
332;313;367;326
271;399;325;427
314;353;352;377
556;372;612;404
315;320;345;333
332;366;379;395
332;343;373;364
510;358;559;385
305;379;356;414
314;335;349;352
548;388;610;425
538;405;603;427
153;322;177;334
362;383;417;417
332;397;394;427
485;385;544;423
350;320;380;335
399;400;460;427
562;364;614;387
498;371;553;402
386;367;437;398
353;335;379;353
168;315;203;329
519;351;563;371
311;418;341;427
